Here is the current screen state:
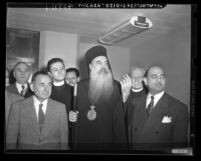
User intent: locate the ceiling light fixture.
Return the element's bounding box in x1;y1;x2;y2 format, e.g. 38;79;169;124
98;16;153;45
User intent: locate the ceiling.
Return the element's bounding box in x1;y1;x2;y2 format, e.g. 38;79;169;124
7;4;191;47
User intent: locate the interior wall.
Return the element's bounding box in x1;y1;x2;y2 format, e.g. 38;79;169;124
78;43;130;81
129;28;191;107
39;31;78;70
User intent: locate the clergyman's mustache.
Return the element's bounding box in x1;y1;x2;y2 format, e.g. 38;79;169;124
98;68;109;74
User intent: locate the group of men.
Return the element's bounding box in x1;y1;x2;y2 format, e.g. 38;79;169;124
5;45;189;153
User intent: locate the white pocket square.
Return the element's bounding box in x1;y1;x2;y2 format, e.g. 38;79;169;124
162;116;172;123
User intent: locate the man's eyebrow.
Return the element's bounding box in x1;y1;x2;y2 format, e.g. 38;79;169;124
39;82;45;85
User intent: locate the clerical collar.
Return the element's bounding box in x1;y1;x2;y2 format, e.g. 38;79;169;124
132;88;143;93
53;80;65;86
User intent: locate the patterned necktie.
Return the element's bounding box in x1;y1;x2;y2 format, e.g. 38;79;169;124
146;95;154;117
20;85;25;96
38;103;45;132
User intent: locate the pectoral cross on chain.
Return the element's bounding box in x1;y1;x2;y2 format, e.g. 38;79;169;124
90;105;95;110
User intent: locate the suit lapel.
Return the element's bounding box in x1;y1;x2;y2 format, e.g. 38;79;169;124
24;84;33;98
23;96;40;136
7;84;19;95
13;84;19;94
40;99;55;138
141;93;169;134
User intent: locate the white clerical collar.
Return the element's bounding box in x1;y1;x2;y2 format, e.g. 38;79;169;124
146;91;165;108
53;80;65;86
132;88;143;93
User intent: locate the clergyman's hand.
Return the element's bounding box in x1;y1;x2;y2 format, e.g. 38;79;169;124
69;110;79;122
120;74;132;103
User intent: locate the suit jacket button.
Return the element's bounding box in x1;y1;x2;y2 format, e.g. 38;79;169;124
134;128;137;131
155;131;159;134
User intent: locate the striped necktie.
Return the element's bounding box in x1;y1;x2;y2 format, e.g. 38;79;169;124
20;85;25;96
38;103;45;132
146;95;154;117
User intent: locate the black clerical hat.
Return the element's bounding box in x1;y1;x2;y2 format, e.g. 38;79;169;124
85;45;108;65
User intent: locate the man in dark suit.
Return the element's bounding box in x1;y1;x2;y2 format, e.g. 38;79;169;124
6;61;33;98
6;71;68;150
120;65;189;153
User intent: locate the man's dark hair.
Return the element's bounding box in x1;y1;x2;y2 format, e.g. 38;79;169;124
144;65;166;78
47;58;65;72
66;68;80;77
144;68;149;78
31;70;52;83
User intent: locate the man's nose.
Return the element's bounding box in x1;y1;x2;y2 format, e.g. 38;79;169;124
135;77;140;82
103;62;109;68
69;79;74;84
157;77;162;83
58;70;63;74
44;85;50;91
20;71;25;75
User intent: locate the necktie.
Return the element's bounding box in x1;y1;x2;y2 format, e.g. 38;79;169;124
20;85;25;96
146;96;154;117
38;103;45;132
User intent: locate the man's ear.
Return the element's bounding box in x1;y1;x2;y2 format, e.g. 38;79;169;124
13;70;16;79
143;77;147;86
30;83;34;92
48;71;52;77
89;64;92;70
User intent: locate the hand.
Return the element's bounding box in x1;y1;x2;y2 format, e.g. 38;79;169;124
69;110;79;122
120;74;132;102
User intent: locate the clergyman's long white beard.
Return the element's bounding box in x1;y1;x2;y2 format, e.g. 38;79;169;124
88;68;114;104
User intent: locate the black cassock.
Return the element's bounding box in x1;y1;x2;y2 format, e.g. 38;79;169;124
50;83;72;113
71;79;127;152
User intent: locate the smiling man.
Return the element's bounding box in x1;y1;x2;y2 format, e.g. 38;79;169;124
47;58;72;114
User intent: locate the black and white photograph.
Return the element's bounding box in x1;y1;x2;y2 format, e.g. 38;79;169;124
5;3;196;156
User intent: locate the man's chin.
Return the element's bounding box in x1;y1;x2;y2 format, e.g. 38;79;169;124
55;78;65;82
41;97;49;100
133;86;143;90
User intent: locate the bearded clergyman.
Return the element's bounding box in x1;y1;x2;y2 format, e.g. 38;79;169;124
69;45;127;152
